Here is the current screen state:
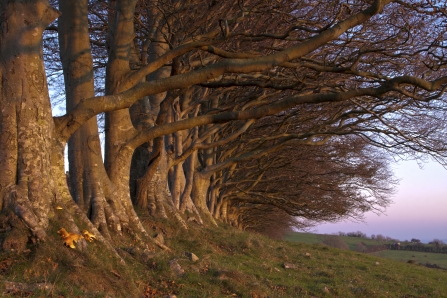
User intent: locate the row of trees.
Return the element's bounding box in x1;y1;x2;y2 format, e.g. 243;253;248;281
337;231;397;242
338;231;369;238
393;242;447;254
1;0;447;254
391;239;447;253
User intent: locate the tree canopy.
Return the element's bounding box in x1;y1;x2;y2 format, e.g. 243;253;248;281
1;0;447;250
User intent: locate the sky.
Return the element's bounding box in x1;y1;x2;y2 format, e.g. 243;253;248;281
313;159;447;243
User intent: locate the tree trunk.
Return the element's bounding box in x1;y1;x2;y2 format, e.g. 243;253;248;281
58;0;118;239
178;149;203;224
171;128;186;210
135;139;188;229
100;0;155;240
0;0;62;239
0;3;140;271
129;13;184;225
191;172;216;225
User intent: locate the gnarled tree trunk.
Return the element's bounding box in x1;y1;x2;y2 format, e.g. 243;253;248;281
0;0;62;239
0;1;126;258
58;0;118;239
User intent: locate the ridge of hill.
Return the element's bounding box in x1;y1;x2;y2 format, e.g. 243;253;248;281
0;221;446;297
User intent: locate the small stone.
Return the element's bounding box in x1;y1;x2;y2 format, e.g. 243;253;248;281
169;259;185;277
283;262;297;269
184;251;199;262
127;246;140;256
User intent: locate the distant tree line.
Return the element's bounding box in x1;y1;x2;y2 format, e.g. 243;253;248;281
322;234;445;254
337;231;368;238
396;239;447;254
335;232;447;254
337;231;397;242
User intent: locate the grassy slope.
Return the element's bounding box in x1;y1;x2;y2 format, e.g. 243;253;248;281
372;250;447;268
287;231;447;269
0;224;446;297
286;231;390;250
341;236;384;250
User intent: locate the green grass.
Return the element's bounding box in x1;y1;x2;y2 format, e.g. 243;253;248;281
139;226;447;297
341;236;386;250
285;231;392;249
0;225;446;297
160;226;447;297
372;250;447;269
284;231;322;245
286;231;447;269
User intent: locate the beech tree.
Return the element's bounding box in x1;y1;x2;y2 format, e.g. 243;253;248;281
219;135;396;231
1;0;447;252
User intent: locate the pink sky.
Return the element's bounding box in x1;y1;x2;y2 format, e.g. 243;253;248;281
314;160;447;243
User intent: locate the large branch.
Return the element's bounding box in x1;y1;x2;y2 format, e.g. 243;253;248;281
54;0;392;142
126;84;395;149
126;75;447;153
124;40;221;90
199;135;331;178
171;120;255;167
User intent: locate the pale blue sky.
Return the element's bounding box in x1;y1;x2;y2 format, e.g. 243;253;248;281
314;160;447;243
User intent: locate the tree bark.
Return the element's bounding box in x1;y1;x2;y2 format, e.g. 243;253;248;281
130;14;185;226
0;0;62;239
58;0;118;238
191;172;216;225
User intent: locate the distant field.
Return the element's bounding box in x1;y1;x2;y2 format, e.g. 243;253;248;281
286;231;447;269
285;231;392;250
341;235;387;250
372;250;447;269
